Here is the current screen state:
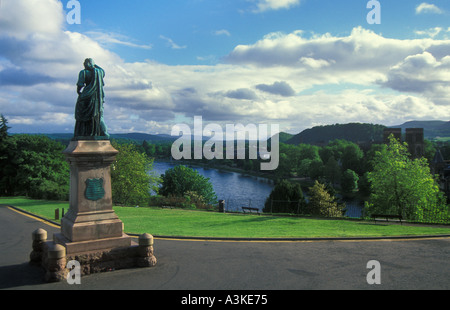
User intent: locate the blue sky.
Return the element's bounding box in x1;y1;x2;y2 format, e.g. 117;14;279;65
70;0;450;64
1;0;449;135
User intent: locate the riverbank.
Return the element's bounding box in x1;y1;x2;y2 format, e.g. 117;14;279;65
155;158;278;181
152;160;275;212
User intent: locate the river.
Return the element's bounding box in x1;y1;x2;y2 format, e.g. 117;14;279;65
151;161;274;212
150;161;363;217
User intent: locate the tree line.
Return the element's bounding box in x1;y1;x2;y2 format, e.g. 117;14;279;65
0;115;214;210
0;115;69;200
1;113;448;223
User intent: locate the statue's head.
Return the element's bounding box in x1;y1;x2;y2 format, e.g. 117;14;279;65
83;58;95;71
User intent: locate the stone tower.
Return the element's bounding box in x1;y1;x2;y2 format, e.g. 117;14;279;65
383;128;402;143
405;128;424;158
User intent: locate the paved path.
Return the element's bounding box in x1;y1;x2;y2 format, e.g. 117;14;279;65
0;205;449;291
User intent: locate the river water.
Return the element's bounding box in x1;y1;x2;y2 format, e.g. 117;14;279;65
151;161;274;212
151;161;363;217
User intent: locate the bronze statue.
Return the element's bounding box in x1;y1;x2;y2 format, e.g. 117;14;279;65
74;58;109;139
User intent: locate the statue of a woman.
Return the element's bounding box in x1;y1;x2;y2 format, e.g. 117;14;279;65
73;58;109;139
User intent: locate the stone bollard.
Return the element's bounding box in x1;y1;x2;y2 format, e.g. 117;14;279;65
30;228;47;265
136;233;157;267
44;243;68;282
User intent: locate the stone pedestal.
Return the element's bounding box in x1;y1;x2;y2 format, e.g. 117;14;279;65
30;140;156;282
54;140;132;254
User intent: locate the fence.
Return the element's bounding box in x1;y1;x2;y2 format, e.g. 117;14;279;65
402;206;450;225
222;198;267;213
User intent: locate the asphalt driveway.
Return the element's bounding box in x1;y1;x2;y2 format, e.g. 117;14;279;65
0;205;449;291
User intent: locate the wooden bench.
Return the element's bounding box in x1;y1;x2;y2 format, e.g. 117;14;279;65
371;214;403;225
242;207;260;215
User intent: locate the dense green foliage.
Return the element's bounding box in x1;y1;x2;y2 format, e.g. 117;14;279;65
142;140;172;158
263;179;306;214
1;113;448;224
366;135;448;223
111;142;161;207
307;181;344;217
0;131;69;200
159;165;217;205
341;169;359;195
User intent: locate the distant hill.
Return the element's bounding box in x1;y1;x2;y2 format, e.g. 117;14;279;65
286;123;386;145
32;132;177;145
111;133;177;143
276;132;294;143
19;120;450;146
389;120;450;139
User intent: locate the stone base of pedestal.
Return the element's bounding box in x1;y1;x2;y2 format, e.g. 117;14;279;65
30;229;156;283
53;232;132;254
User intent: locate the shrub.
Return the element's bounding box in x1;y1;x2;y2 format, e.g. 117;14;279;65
308;181;344;217
263;179;306;214
159;165;217;205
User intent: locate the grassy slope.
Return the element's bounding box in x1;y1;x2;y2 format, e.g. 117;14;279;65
1;197;449;238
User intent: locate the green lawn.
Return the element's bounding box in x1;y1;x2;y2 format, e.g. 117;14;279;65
2;197;450;238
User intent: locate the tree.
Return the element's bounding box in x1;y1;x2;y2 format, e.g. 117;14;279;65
298;158;312;177
111;142;160;206
341;143;363;173
159;165;217;204
275;153;291;177
367;135;446;222
341;169;359;195
361;143;387;173
0;134;69;200
263;179;306;214
0;114;10;195
324;156;341;185
358;172;371;198
307;181;343;217
0;114;10;141
308;158;324;180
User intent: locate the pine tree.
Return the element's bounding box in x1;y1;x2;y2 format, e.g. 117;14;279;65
308;181;343;217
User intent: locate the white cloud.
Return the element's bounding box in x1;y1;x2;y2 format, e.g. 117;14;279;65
253;0;301;13
381;52;450;105
415;27;443;38
299;57;333;69
0;0;449;135
214;30;231;37
227;27;428;70
415;3;443;15
85;31;152;49
159;35;187;49
0;0;63;40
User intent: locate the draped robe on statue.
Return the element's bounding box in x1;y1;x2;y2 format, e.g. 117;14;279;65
74;59;109;139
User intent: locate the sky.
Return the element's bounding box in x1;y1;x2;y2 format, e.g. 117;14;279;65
0;0;449;135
